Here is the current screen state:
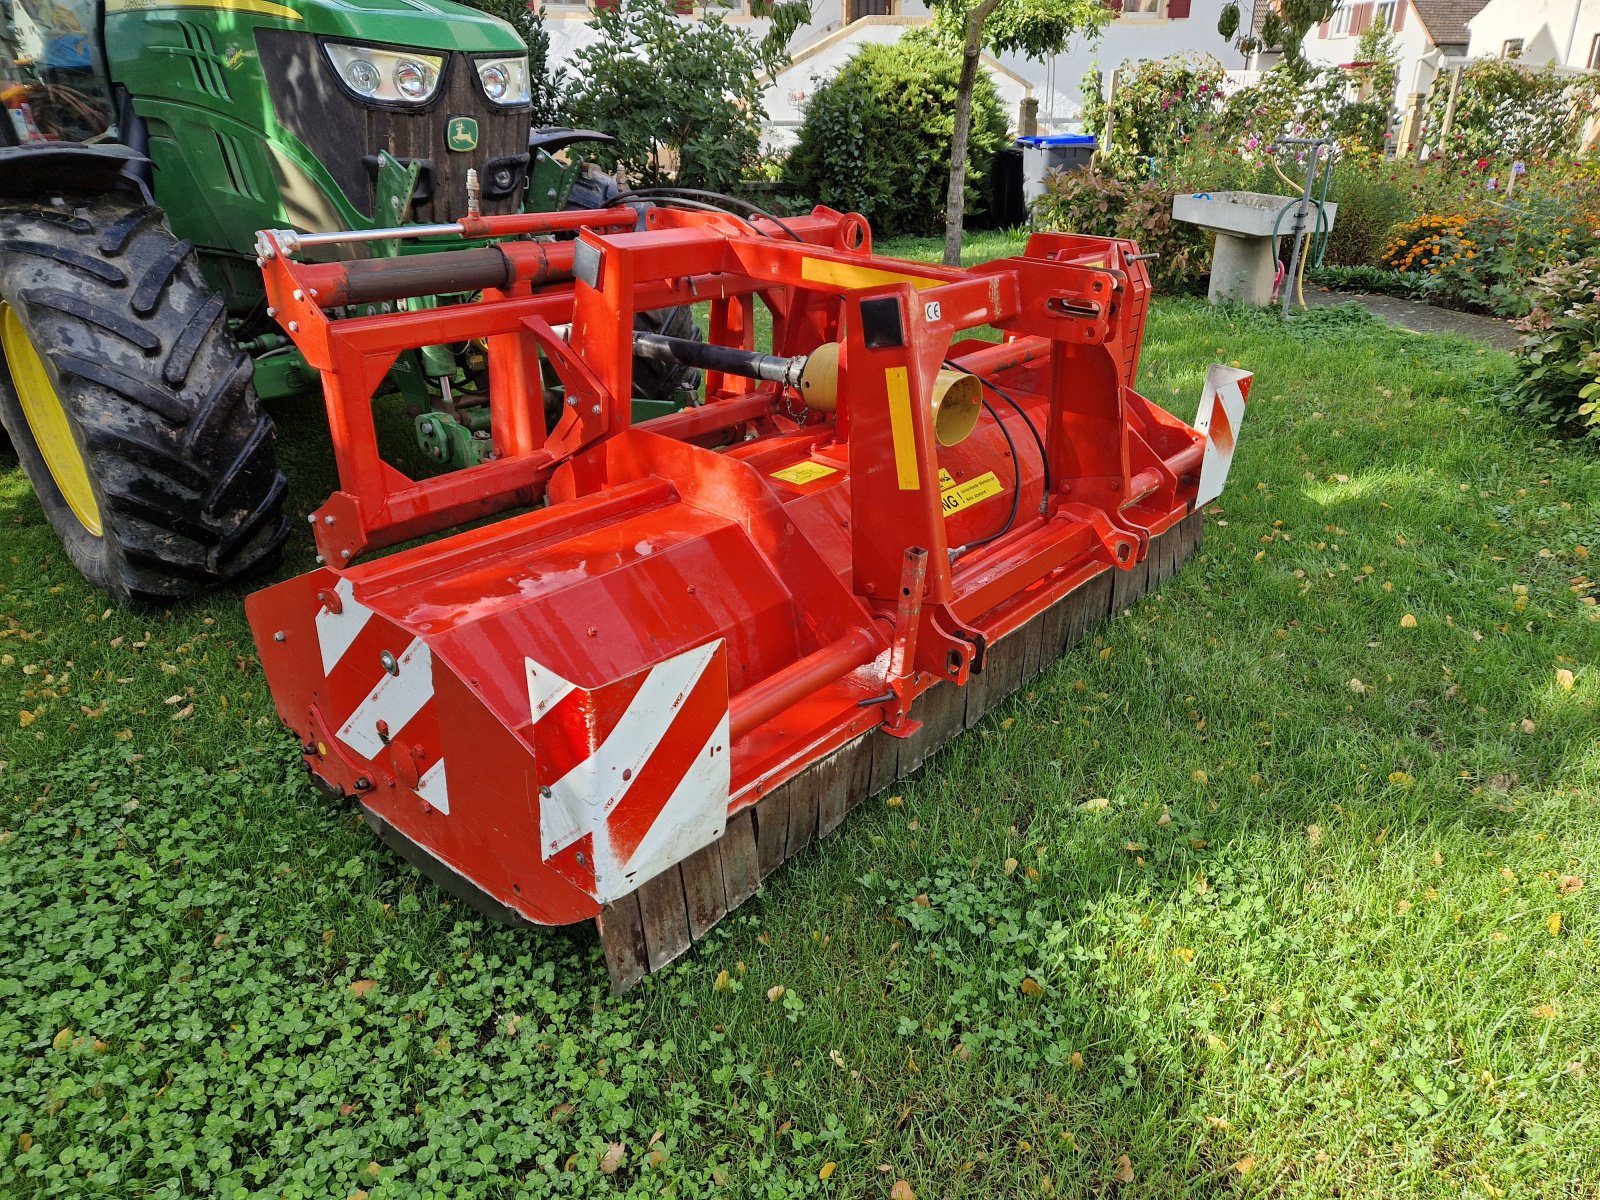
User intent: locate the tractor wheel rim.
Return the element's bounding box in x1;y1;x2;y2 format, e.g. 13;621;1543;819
0;302;103;536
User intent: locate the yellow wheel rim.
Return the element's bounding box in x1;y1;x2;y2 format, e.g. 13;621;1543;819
0;301;102;536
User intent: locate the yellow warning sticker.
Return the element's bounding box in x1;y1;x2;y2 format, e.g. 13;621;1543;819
771;461;839;485
938;467;956;488
940;471;1004;517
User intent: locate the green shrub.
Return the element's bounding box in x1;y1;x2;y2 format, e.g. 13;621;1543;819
783;33;1008;238
1322;159;1415;267
567;0;769;191
1081;55;1227;180
1423;58;1600;161
1509;258;1600;438
1031;170;1209;294
1305;263;1427;299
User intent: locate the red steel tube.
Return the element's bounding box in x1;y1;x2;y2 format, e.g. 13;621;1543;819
729;627;882;741
947;335;1050;378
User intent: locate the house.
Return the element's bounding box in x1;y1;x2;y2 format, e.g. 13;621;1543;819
1298;0;1489;149
537;0;1247;146
1465;0;1600;67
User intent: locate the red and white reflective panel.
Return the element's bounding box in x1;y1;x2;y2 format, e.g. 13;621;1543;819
527;640;730;903
323;624;452;815
314;577;373;674
1194;365;1252;509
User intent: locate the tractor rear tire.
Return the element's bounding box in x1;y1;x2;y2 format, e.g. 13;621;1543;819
0;193;288;606
631;302;702;403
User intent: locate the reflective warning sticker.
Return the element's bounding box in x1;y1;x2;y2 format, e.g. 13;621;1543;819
938;467;956;488
771;461;839;485
884;367;919;490
940;471;1004;517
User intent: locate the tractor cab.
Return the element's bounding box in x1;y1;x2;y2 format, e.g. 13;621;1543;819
2;0;116;145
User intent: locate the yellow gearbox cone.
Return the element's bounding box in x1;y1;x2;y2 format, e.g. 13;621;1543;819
0;302;102;536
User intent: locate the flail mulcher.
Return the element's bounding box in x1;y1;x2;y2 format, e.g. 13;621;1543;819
246;202;1251;991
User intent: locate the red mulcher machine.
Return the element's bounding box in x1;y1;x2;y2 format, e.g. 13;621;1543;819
246;200;1251;990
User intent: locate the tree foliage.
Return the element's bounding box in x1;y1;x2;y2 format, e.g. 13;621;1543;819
565;0;772;191
925;0;1111;263
1217;0;1336;72
784;33;1008;237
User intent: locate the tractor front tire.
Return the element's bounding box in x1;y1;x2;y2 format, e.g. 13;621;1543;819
0;193;288;606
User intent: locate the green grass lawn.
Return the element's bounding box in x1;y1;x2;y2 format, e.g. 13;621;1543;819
2;245;1599;1198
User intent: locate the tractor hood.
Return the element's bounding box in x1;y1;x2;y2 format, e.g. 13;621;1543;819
272;0;524;53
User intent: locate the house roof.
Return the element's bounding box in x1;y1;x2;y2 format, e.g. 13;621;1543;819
1408;0;1489;48
1249;0;1488;53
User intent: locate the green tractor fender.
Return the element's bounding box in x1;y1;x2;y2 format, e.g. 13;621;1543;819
0;143;150;198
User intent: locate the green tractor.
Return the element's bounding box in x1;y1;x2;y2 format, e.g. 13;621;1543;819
0;0;695;604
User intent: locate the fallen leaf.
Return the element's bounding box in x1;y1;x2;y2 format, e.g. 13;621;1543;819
1020;977;1043;997
891;1181;915;1200
1558;875;1584;895
1191;769;1208;785
1548;912;1563;937
886;795;904;808
1205;1116;1232;1130
17;711;35;728
348;979;376;998
1348;678;1368;695
17;1133;32;1152
1556;668;1575;691
1113;1154;1134;1184
819;1161;837;1180
1520;719;1537;734
912;893;931;908
1069;1051;1084;1070
1306;823;1322;847
51;1028;72;1050
1233;1157;1255;1175
766;985;786;1002
1080;797;1110;813
1003;857;1018;874
713;969;730;992
829;1048;847;1070
367;1161;381;1177
1173;946;1195;963
599;1142;625;1174
1400;613;1418;629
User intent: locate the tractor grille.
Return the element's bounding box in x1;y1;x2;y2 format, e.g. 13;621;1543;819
256;30;531;226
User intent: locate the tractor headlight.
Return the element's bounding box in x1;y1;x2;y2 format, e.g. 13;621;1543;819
324;43;444;106
476;56;529;106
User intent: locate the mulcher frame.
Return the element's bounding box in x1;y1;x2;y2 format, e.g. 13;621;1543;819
247;204;1250;990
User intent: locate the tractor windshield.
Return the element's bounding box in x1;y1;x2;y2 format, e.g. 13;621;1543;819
1;0;116;144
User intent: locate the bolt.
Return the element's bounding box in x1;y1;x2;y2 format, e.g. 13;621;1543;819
309;289;318;299
288;321;299;333
380;650;399;675
323;515;335;525
540;786;552;799
340;549;351;560
355;776;371;791
266;307;276;318
590;405;600;416
255;257;264;268
567;396;578;407
307;513;316;524
575;852;587;866
314;555;325;565
420;420;435;436
273;630;286;643
292;289;303;302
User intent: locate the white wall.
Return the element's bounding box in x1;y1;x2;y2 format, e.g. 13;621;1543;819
1467;0;1600;67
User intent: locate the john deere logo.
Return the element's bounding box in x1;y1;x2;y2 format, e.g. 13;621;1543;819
446;117;479;153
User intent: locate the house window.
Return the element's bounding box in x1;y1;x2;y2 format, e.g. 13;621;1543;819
1502;38;1524;58
1373;0;1395;27
1122;0;1162;14
1589;33;1600;69
1331;3;1350;36
849;0;893;18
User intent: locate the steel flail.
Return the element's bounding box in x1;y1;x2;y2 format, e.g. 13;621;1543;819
246;204;1252;990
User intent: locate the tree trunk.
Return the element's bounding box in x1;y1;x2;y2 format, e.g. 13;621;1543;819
942;0;1001;267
